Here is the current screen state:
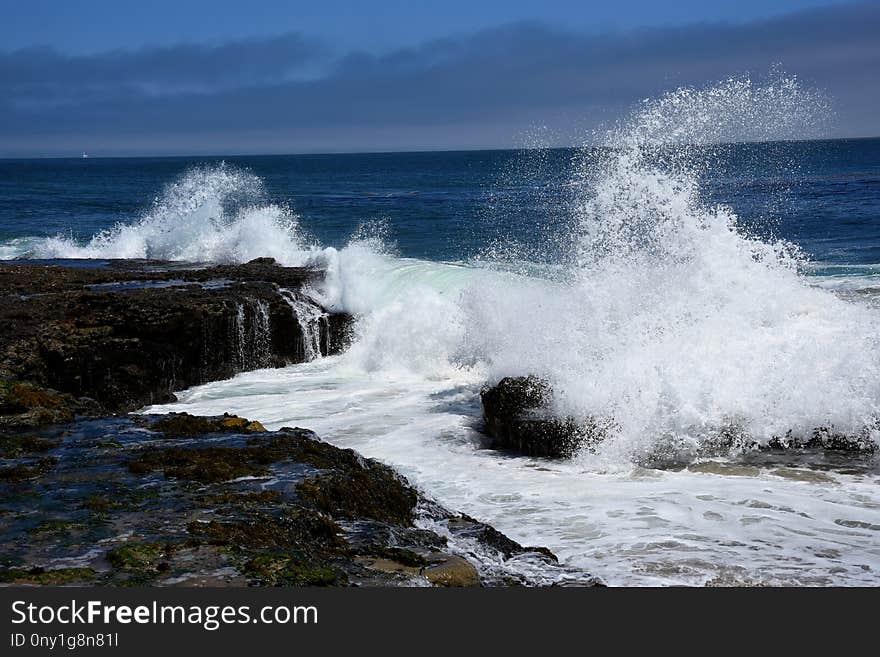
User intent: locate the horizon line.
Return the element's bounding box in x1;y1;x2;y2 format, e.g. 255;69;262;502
2;135;880;161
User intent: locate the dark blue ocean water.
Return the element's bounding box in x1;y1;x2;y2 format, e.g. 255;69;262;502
1;139;879;275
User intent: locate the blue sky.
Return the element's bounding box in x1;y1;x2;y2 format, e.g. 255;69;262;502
1;0;877;156
3;0;857;54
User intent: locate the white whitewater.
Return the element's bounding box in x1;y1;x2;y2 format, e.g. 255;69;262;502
12;76;880;584
278;288;327;361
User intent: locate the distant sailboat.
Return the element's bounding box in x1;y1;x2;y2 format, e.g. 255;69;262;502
82;151;89;159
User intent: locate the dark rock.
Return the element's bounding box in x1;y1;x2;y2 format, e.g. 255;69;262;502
295;460;418;526
147;412;266;436
0;379;86;429
480;376;597;458
0;566;97;585
187;510;347;555
0;433;60;457
445;513;559;563
105;543;170;571
242;554;343;586
0;260;355;421
127;428;316;482
129;446;276;483
767;426;877;452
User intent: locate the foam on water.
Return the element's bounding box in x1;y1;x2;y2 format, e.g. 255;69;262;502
149;357;880;586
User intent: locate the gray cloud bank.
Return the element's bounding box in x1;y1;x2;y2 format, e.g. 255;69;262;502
1;2;878;156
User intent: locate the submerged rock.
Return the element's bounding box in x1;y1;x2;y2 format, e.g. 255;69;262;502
0;379;95;429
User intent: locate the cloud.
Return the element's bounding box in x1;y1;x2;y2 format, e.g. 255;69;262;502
1;2;878;155
0;33;325;104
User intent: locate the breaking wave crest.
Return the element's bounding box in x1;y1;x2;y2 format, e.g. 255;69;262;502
18;164;318;264
472;76;878;458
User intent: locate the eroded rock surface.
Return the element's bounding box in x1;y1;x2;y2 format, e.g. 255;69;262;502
0;415;587;587
0;259;352;421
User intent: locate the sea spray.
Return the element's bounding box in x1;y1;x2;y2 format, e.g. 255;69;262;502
468;76;879;458
24;164;320;264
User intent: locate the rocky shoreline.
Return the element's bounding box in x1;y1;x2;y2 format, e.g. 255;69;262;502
0;259;594;587
0;258;351;420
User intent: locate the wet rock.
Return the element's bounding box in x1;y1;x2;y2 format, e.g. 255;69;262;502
353;556;424;580
0;566;97;585
444;513;559;563
296;466;418;526
128;432;304;483
767;426;877;452
770;468;836;484
422;554;480;587
480;376;594;458
0;260;355;421
199;489;284;507
687;462;762;477
243;554;343;586
147;412;266;437
0;456;58;482
0;380;81;429
187;510;347;559
105;543;169;571
0;432;60;457
371;547;429;567
353;551;479;587
0;413;579;588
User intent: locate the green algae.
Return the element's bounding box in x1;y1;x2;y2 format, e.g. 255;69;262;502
0;456;58;482
0;566;97;585
243;553;343;586
148;413;266;437
296;469;417;526
105;543;169;571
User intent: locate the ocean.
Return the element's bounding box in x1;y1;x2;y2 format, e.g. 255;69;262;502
2;79;879;585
